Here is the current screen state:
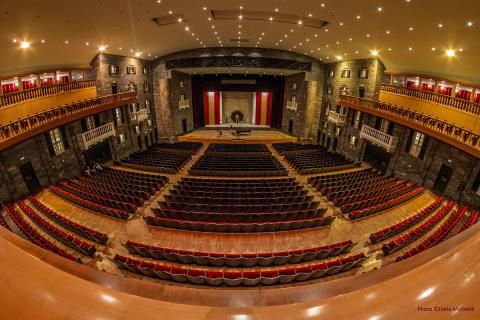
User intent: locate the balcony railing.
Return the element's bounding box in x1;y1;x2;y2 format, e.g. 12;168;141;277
359;125;398;152
340;94;480;159
286;101;298;112
380;83;480;116
179;99;190;110
327;110;347;126
0;92;136;151
0;80;96;108
130;109;148;123
77;122;116;150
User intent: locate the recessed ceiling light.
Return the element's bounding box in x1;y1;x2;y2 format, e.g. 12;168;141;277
20;41;30;49
208;17;212;21
12;39;17;43
467;21;474;27
386;30;390;34
321;3;325;7
119;47;122;50
238;14;243;19
168;10;173;14
269;16;273;21
408;47;413;51
366;34;370;37
41;39;45;43
446;49;455;57
459;48;464;52
85;42;90;46
437;23;443;28
203;7;207;10
135;52;141;57
348;38;353;41
177;17;182;22
370;49;379;56
377;7;383;12
308;13;312;17
431;47;436;51
314;34;318;37
98;45;106;52
336;55;342;60
156;0;161;3
298;20;303;25
355;51;359;54
239;6;243;9
388;48;392;51
65;40;69;44
339;22;344;26
356;15;361;19
185;26;189;31
275;8;279;12
409;27;414;31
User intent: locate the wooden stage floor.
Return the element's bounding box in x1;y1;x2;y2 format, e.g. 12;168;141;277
178;129;297;144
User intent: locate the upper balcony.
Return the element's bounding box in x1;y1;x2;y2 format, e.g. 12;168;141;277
339;94;480;159
130;109;148;123
0;92;136;151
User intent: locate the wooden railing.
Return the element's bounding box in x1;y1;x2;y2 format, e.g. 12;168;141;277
130;109;148;123
340;94;480;159
359;125;398;152
0;80;96;108
77;122;116;150
380;83;480;116
327;111;347;126
0;92;136;151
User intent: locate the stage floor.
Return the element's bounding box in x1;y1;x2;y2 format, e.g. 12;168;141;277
178;128;297;144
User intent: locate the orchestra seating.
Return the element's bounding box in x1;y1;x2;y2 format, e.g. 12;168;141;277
273;143;359;174
308;169;424;220
460;211;479;232
204;143;270;156
119;142;202;173
112;251;367;286
145;177;332;232
189;146;287;176
51;167;168;220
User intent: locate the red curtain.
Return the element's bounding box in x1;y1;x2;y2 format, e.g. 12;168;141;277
255;92;272;126
203;91;220;125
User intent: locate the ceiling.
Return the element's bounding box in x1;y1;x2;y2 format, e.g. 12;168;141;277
1;0;479;83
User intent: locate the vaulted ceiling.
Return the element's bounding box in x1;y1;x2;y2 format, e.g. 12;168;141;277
1;0;479;82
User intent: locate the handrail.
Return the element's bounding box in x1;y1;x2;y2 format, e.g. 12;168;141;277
0;92;136;151
77;122;116;150
359;125;397;152
0;80;96;108
380;83;480;116
340;94;480;159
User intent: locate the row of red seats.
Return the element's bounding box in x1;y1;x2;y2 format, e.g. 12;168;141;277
5;205;80;262
124;239;354;267
144;215;334;233
328;176;398;202
151;207;326;223
78;176;150;200
460;211;479;232
59;181;137;213
340;183;415;213
113;252;367;286
69;178;144;206
0;211;11;231
381;201;456;255
369;197;444;243
348;187;424;220
334;180;407;206
17;200;96;257
51;185;129;220
396;206;467;261
29;196;108;245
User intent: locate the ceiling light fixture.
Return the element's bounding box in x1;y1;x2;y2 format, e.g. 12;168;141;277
377;7;383;12
99;45;106;52
20;41;30;49
446;49;456;57
135;52;141;57
336;55;342;60
370;49;379;56
269;16;273;21
467;21;474;27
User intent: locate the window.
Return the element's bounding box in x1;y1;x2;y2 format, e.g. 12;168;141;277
349;135;357;147
358;69;369;79
85;116;96;131
353;111;362;129
142;66;149;75
409;131;426;158
147;119;152;127
291;95;296;103
126;65;136;75
118;133;126;144
335;127;341;136
327;85;333;94
180;94;185;101
341;69;351;78
179;81;184;88
126;82;136;92
379;119;390;133
49;128;65;155
292;82;297;89
328;70;334;78
145;99;151;113
114;108;123;125
339;85;348;95
108;65;119;75
144;81;150;92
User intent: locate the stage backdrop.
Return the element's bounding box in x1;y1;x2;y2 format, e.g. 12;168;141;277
222;91;253;124
202;91;221;125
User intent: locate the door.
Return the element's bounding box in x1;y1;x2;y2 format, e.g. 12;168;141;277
19;162;42;194
433;164;453;195
288;120;294;134
332;137;338;151
325;137;331;149
359;86;366;98
84;141;112;164
137;136;143;150
111;82;118;94
362;142;391;173
182;118;187;133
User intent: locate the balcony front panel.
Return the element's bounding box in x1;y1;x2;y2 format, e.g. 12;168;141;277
0;81;97;125
380;84;480;133
359;125;397;153
327;111;346;126
77;122;116;150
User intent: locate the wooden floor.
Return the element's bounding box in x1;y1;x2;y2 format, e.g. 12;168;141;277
178;129;297;144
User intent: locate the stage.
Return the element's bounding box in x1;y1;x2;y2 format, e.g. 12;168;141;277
178;128;297;144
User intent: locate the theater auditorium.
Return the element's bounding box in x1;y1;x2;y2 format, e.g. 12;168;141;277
0;1;479;319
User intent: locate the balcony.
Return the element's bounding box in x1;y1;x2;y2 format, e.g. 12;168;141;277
0;80;96;108
0;92;136;151
339;94;480;159
130;109;148;123
380;83;480;132
286;101;298;112
359;125;398;152
179;99;190;110
77;122;116;150
327;110;347;126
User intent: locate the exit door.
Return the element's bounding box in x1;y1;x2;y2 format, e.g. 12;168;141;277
433;164;453;195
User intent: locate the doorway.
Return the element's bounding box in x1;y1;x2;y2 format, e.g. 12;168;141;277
362;142;391;173
84;141;112;165
288;120;294;134
433;164;453;195
358;86;366;98
19;162;42;194
332;137;338;151
111;82;118;95
137;136;143;150
325;137;331;149
182;118;187;133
